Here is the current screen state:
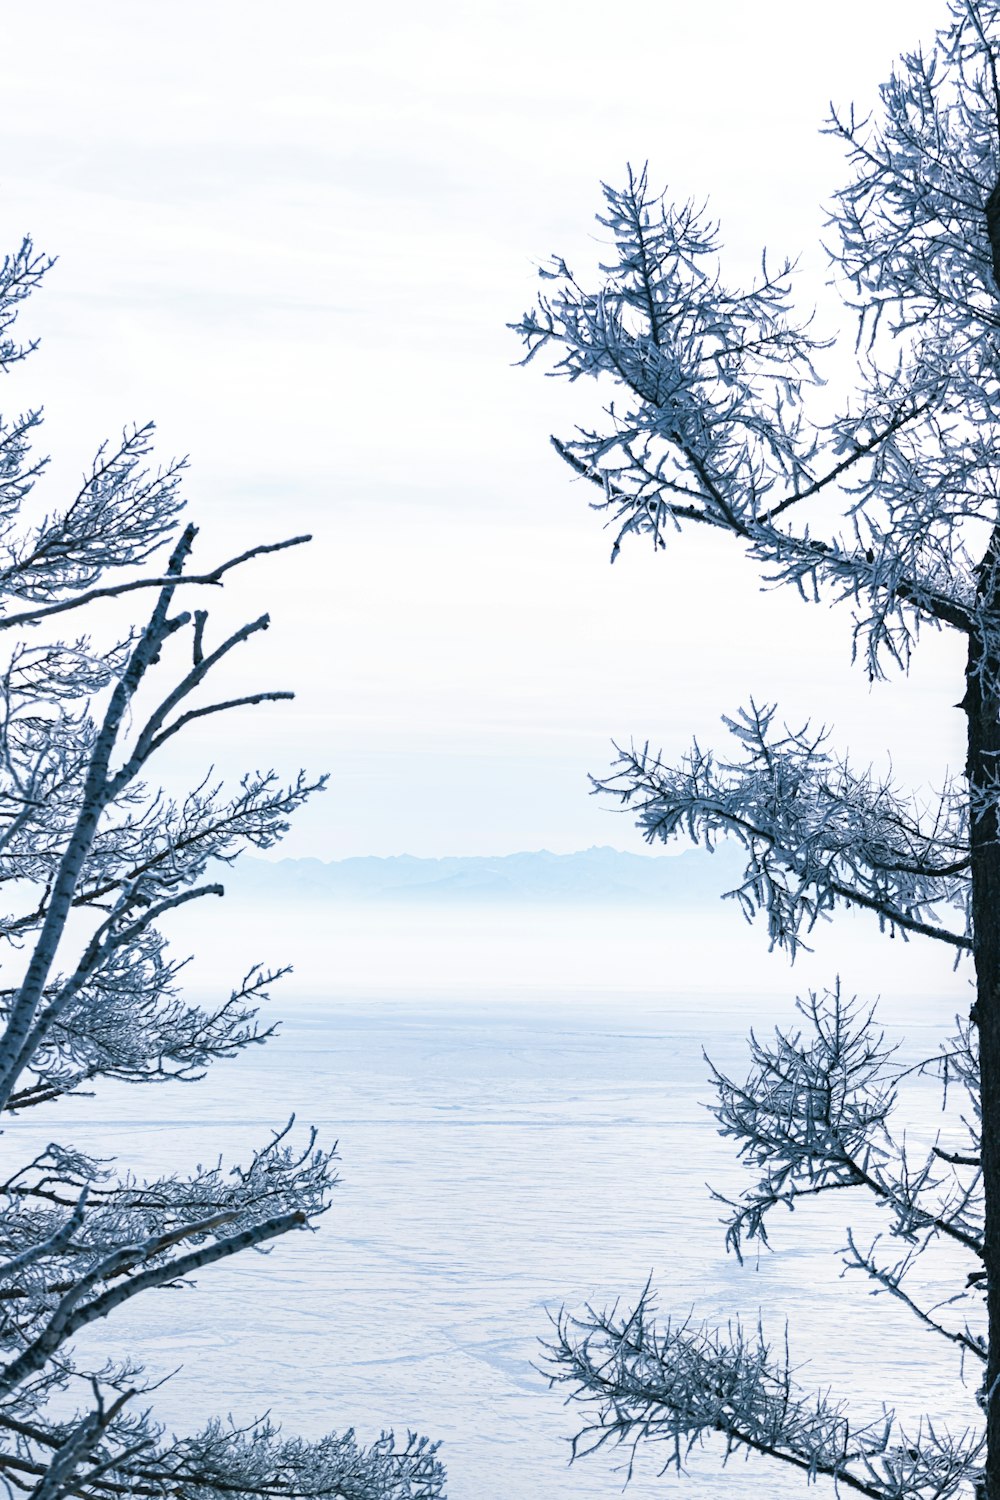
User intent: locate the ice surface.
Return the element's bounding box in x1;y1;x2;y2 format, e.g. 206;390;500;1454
23;898;977;1499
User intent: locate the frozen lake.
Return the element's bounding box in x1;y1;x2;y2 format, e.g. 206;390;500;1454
19;899;982;1497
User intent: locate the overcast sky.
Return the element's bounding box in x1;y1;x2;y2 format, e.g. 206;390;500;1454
0;0;960;857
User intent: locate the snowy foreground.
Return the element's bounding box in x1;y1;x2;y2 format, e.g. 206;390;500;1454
21;894;978;1498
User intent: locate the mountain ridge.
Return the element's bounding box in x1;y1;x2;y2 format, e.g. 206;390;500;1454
228;843;747;905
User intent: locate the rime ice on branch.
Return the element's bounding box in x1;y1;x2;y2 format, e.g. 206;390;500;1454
0;249;445;1496
514;2;1000;1497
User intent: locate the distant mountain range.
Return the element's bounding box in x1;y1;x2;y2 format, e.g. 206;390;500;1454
228;843;748;905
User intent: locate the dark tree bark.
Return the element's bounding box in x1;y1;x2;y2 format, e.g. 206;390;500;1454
965;532;1000;1499
973;172;1000;1500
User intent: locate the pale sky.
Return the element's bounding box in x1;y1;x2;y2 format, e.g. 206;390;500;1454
0;0;960;857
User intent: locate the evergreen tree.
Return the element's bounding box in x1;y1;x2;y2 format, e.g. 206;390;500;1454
0;243;443;1499
515;2;1000;1494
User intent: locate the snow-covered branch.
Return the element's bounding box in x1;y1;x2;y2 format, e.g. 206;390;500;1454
544;1285;980;1498
596;703;971;955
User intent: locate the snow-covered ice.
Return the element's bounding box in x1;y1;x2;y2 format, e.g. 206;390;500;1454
21;899;976;1498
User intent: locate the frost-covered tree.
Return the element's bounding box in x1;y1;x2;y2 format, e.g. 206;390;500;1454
0;246;444;1498
513;2;1000;1497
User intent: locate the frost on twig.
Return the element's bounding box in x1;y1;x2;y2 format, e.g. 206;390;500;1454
0;235;445;1495
544;1286;982;1499
516;2;1000;1495
596;702;970;955
709;988;983;1264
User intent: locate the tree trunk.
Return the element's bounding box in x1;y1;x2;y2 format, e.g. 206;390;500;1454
966;528;1000;1499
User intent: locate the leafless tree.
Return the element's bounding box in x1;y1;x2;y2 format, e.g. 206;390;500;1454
0;244;444;1498
513;2;1000;1496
